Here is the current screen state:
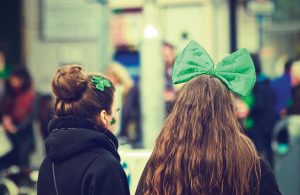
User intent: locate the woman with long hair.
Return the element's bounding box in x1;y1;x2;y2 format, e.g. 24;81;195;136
37;65;130;195
136;41;281;195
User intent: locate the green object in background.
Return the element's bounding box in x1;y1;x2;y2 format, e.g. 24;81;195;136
286;98;293;108
172;40;256;97
243;118;254;129
277;143;289;155
242;92;255;108
0;64;10;79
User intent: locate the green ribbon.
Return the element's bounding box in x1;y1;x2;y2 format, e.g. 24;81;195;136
172;40;256;97
91;76;111;91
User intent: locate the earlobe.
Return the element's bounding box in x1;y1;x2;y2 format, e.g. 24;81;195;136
99;110;107;126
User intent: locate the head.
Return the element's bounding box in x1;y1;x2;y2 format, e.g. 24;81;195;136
105;62;133;98
5;66;32;94
105;62;133;86
142;75;261;195
52;65;119;132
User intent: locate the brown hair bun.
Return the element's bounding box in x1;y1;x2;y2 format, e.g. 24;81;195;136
52;65;87;101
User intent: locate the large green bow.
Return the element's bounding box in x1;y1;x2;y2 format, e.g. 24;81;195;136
172;40;256;96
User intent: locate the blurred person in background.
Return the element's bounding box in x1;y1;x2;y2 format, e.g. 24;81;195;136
37;65;130;195
0;66;36;175
106;62;142;147
106;62;135;101
287;60;300;115
136;41;281;195
270;59;294;119
270;60;300;195
241;53;276;167
162;41;176;113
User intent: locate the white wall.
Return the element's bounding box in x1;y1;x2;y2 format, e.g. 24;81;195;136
161;1;259;62
237;5;259;52
23;0;104;94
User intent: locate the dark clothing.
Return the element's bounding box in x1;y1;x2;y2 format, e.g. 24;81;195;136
37;116;130;195
119;85;142;143
288;85;300;115
0;88;36;169
2;88;35;123
243;75;276;166
270;73;292;116
135;158;281;195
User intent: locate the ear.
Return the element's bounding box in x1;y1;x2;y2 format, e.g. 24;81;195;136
99;110;108;126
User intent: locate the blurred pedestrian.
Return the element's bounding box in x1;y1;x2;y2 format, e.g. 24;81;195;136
270;59;294;118
136;41;281;195
106;62;142;147
272;60;300;195
37;65;130;195
0;66;36;171
241;53;276;167
162;41;176;113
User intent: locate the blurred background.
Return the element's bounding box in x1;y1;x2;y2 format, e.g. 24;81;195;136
0;0;300;194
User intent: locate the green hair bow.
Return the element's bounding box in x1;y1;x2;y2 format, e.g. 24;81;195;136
172;40;256;97
91;76;111;91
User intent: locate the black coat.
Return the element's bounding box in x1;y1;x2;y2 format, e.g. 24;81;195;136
135;158;281;195
37;116;130;195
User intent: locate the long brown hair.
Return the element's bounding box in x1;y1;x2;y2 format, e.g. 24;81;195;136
142;75;261;195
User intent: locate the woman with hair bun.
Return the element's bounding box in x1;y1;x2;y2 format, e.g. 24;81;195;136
37;65;130;195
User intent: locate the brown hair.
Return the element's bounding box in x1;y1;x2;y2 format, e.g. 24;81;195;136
142;75;261;195
51;64;115;121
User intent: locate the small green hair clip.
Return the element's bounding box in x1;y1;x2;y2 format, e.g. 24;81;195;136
91;76;111;91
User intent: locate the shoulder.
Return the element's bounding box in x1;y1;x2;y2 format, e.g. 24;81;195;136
81;152;130;195
38;156;52;173
84;149;125;179
92;152;122;171
259;158;282;195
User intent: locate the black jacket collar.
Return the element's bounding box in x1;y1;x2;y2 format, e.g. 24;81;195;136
46;116;120;162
